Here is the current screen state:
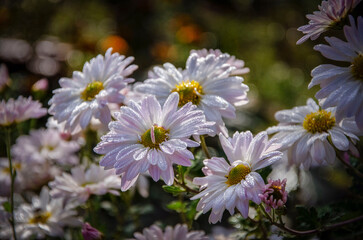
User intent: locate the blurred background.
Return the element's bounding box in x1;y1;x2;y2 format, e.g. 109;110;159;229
1;0;362;239
0;0;327;132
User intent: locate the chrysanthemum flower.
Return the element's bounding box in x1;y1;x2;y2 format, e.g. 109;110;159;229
259;178;288;212
0;157;59;197
0;187;80;239
49;164;121;203
267;98;359;169
12;128;80;165
0;96;47;127
134;51;249;135
310;16;363;130
132;224;208;240
190;49;250;75
297;0;361;44
94;92;214;191
191;131;282;223
49;48;138;133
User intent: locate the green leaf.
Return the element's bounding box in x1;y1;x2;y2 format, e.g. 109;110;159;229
2;201;11;212
167;200;186;213
162;185;185;196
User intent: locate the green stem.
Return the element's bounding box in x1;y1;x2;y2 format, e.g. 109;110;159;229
5;128;17;240
174;178;199;195
200;135;211;159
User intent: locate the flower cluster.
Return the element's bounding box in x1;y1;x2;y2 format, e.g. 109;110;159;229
1;3;363;237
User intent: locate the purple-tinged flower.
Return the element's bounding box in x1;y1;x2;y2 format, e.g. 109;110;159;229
82;223;102;240
135;51;249;136
0;187;81;239
0;96;47;127
94;92;214;191
12;128;80;165
190;49;250;75
311;16;363;131
267;98;360;169
132;224;208;240
191;131;282;223
49;164;121;203
259;178;288;212
49;48;138;133
297;0;361;44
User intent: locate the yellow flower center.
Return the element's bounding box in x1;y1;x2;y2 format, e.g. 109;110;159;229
172;80;204;107
303;110;335;134
81;81;104;101
140;125;169;149
225;164;251;186
28;211;51;224
351;54;363;80
270;185;283;200
2;163;22;174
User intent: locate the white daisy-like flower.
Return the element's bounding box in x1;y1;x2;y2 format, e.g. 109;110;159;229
49;164;121;203
134;51;249;135
310;16;363;131
266;98;359;169
12;128;80;165
94;92;214;191
132;224;208;240
0;157;59;197
49;48;138;133
0;187;80;239
297;0;361;44
191;131;282;223
0;96;47;127
190;49;250;75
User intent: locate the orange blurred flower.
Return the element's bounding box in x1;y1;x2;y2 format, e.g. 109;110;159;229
101;35;129;54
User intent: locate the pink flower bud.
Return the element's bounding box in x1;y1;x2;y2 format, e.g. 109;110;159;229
82;222;102;240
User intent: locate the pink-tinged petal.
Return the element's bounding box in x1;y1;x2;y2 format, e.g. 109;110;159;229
148;165;161;182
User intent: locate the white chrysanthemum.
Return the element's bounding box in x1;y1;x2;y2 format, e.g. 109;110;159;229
0;96;47;127
12;128;80;166
49;48;138;133
297;0;361;44
267;98;359;169
191;131;282;223
0;157;58;197
190;49;250;75
134;51;249;135
49;164;121;203
311;16;363;131
94;92;214;191
132;224;208;240
0;187;80;239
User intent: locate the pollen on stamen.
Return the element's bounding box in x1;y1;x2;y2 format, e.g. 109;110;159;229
303;110;335;134
225;164;251;186
28;211;52;224
80;81;104;101
140;124;169;149
172;80;204;107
